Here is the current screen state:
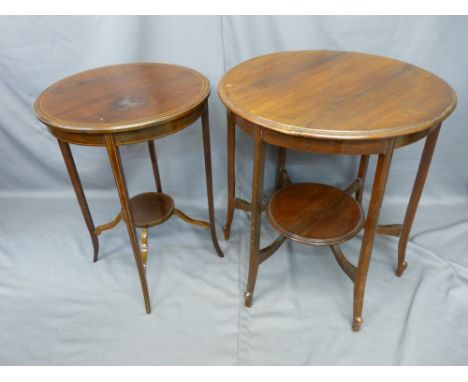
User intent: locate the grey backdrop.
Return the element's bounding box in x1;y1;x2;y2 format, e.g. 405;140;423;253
0;16;467;365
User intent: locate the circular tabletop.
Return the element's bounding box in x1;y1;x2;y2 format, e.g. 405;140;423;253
35;63;210;134
218;51;457;140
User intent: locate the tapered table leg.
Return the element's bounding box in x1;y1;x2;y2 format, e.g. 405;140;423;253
244;127;266;307
201;105;224;258
105;134;151;314
353;140;395;331
58;140;99;262
356;155;370;204
396;125;441;277
148;140;163;193
274;147;287;191
223;110;236;240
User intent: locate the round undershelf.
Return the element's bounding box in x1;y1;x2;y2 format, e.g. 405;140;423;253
128;192;175;228
267;183;364;245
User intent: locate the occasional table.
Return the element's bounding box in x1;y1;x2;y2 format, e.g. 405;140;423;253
35;63;223;313
218;51;456;331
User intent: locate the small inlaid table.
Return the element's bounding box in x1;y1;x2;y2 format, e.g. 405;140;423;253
35;63;223;313
218;51;456;331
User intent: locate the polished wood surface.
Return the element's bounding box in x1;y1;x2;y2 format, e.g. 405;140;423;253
35;63;210;133
219;51;456;140
36;63;223;313
220;50;456;331
267;183;364;245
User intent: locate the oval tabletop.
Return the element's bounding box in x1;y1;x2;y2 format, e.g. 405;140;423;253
218;51;457;140
35;63;210;133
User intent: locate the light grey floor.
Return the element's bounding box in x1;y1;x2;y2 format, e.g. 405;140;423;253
0;195;467;365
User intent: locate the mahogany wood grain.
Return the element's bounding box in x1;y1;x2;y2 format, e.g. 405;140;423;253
219;51;456;140
44;98;206;146
36;63;210;133
36;63;223;313
267;183;364;245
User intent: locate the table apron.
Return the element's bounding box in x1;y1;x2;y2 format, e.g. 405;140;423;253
233;114;437;155
45;102;207;146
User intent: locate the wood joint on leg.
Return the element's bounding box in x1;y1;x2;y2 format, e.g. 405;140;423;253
376;224;402;237
395;261;408;277
234;198;267;212
244;291;253;307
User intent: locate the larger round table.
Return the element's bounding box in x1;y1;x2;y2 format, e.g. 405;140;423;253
218;51;456;331
35;63;223;314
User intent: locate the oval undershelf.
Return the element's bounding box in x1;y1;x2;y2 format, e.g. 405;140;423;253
128;192;175;228
267;183;364;245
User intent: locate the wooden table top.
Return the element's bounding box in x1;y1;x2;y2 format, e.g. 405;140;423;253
35;63;210;134
218;51;457;140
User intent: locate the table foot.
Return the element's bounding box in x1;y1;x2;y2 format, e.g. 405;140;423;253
267;183;364;246
395;261;408;277
223;224;232;241
244;291;253;307
92;238;99;263
95;213;122;236
352;317;363;332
